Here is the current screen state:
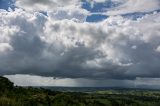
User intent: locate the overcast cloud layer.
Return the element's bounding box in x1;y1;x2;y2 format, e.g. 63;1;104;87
0;0;160;87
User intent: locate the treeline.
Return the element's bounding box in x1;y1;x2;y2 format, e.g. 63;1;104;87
0;76;160;106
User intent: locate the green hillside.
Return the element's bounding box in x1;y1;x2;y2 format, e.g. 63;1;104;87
0;76;14;90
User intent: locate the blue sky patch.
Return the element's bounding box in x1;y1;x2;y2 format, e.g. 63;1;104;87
0;0;14;10
86;14;108;22
82;0;119;13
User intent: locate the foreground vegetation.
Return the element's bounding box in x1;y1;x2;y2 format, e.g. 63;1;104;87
1;76;160;106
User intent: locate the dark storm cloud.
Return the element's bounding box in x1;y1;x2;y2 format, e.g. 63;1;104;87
0;7;160;81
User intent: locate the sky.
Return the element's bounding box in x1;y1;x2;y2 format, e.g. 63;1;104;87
0;0;160;88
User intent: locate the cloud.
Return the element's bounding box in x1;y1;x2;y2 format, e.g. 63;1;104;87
14;0;89;22
48;7;89;22
4;74;78;86
155;46;160;53
5;74;160;89
13;0;160;20
14;0;108;12
106;0;160;15
0;43;13;53
4;74;135;87
0;8;160;81
15;0;81;11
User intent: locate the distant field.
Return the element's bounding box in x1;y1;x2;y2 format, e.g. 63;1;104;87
41;86;160;92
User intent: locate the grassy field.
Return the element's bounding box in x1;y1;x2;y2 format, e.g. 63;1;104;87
1;76;160;106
